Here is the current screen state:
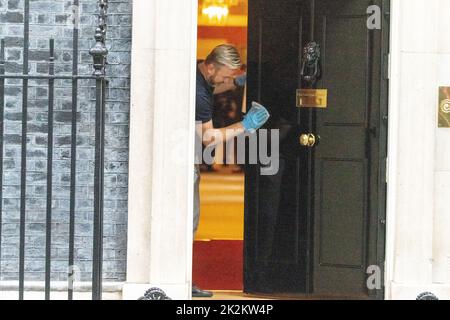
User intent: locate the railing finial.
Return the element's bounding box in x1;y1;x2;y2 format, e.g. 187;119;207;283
89;0;109;77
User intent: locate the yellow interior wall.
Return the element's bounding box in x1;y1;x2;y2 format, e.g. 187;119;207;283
197;38;228;60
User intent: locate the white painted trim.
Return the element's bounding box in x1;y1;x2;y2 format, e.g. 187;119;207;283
0;281;123;292
126;0;198;300
384;0;401;300
390;283;450;300
122;283;190;301
186;0;200;301
0;291;122;301
126;0;155;286
0;282;124;300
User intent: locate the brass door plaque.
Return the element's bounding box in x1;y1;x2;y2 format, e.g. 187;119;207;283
439;87;450;128
297;89;328;108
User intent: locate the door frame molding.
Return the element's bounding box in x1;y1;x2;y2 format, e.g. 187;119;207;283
125;0;198;300
384;0;400;301
385;0;450;300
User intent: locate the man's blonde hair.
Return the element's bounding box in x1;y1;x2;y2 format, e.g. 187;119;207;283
205;44;242;70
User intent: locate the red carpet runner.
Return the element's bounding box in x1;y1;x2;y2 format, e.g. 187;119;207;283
193;240;243;291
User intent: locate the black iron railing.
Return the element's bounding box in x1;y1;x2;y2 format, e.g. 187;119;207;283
0;0;109;300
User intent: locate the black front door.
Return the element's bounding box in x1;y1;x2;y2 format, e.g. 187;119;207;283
244;0;389;299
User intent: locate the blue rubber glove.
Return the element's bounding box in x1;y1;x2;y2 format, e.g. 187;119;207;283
234;73;247;87
242;102;270;133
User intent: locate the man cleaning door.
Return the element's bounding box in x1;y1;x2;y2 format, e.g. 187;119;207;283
193;44;270;297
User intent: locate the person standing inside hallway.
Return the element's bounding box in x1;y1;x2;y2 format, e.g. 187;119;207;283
193;44;270;298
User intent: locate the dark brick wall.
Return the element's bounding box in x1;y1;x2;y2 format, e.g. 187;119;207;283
0;0;132;282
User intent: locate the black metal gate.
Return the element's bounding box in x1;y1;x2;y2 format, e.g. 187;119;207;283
0;0;109;300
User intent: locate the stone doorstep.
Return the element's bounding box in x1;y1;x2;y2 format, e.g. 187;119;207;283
0;281;124;293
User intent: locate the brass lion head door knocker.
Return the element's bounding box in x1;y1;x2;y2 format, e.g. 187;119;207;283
297;42;327;109
300;41;321;86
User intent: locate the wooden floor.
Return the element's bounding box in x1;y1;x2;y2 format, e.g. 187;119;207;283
193;291;274;300
193;292;360;301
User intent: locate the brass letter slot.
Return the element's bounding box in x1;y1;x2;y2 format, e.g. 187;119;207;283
439;87;450;128
296;89;328;108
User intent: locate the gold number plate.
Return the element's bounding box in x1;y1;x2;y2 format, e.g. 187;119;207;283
296;89;328;108
439;87;450;128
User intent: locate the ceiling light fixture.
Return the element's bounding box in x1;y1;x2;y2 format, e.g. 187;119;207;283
201;0;241;24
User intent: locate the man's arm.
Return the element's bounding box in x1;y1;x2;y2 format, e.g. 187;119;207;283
198;102;270;147
197;101;270;147
198;120;245;147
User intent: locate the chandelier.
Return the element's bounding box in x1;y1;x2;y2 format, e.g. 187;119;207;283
201;0;241;23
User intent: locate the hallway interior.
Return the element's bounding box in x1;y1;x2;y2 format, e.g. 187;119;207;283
193;171;245;291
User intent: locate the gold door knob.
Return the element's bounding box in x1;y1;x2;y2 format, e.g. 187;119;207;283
299;133;316;147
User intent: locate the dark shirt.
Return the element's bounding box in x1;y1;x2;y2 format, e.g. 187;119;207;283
196;63;214;123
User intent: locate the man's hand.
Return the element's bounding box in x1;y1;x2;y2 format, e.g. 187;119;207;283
241;102;270;133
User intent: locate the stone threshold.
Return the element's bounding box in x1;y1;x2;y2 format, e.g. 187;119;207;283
0;281;124;292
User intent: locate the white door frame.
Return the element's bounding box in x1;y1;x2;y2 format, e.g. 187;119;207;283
124;0;198;300
385;0;450;300
384;0;400;301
